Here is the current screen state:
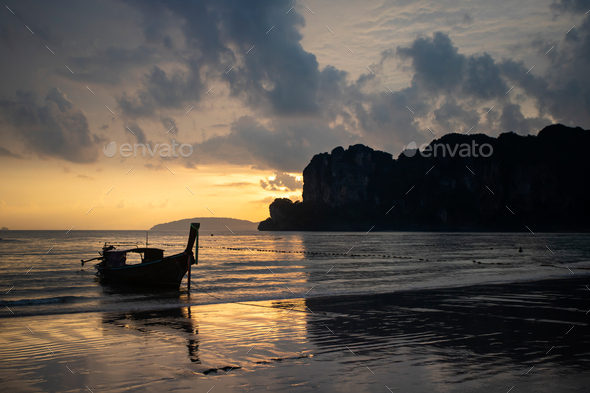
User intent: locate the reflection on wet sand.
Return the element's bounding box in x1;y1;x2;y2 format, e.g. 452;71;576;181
1;277;588;393
102;307;200;363
98;283;188;304
302;277;590;388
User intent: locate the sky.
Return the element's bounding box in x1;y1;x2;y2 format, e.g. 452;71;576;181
0;0;589;230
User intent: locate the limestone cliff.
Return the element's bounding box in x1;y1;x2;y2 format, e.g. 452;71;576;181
258;124;590;231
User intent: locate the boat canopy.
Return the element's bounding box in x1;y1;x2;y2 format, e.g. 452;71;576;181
122;247;165;254
105;247;165;264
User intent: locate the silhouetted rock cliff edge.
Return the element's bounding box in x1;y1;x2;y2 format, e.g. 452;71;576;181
258;124;590;231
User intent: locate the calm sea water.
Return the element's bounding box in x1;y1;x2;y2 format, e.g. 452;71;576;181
2;230;590;392
1;230;589;318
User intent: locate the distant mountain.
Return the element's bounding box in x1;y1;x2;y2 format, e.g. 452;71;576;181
151;217;258;231
0;227;9;231
259;124;590;232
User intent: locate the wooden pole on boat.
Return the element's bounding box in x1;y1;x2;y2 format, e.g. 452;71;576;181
187;223;199;293
195;224;199;267
187;253;191;293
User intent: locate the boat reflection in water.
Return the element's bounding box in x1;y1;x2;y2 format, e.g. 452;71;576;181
102;307;200;364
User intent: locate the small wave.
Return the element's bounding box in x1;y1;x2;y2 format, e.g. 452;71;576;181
1;272;588;320
0;238;23;242
0;295;88;307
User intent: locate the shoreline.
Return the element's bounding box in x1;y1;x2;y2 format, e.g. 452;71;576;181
3;272;588;320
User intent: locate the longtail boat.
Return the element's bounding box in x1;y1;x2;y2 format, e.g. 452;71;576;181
81;223;199;288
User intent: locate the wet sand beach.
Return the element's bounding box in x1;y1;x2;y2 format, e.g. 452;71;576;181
1;276;589;392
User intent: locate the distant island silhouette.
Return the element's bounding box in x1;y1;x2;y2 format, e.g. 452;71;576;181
0;227;9;231
151;217;257;231
259;124;590;232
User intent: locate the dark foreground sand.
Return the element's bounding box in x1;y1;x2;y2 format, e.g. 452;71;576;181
1;276;589;392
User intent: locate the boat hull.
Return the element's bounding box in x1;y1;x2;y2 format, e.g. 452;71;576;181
96;252;192;288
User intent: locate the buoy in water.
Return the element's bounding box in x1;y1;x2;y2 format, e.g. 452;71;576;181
518;247;523;253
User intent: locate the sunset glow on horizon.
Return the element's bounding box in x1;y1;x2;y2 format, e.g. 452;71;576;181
0;155;302;229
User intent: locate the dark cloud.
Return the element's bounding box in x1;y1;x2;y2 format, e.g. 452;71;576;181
186;17;589;168
550;0;590;14
373;27;589;139
379;9;476;29
498;16;590;128
65;46;159;85
163;35;173;49
160;117;178;135
6;10;60;45
4;1;587;169
461;13;474;25
0;147;23;159
117;65;205;118
190;116;354;172
183;23;560;166
100;3;580;160
565;27;580;42
0;88;100;163
118;0;324;117
125;122;147;144
0;25;17;47
499;103;550;135
463;53;507;99
317;65;351;121
397;32;466;91
347;84;429;150
433;99;480;132
498;59;550;102
260;172;302;191
396;32;508;101
127;0;175;44
224;3;320;116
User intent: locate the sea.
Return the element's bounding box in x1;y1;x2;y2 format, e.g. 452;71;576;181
1;230;589;317
1;230;589;392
